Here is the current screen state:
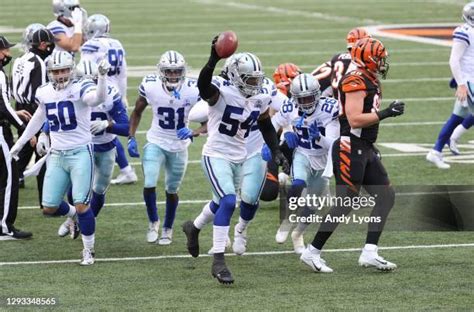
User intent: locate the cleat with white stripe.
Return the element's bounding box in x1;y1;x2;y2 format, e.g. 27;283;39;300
426;150;450;169
358;245;397;271
80;248;95;266
146;220;160;243
300;245;333;273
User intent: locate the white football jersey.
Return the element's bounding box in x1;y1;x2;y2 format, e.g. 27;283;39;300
245;77;288;158
203;76;271;163
453;24;474;82
91;85;122;145
139;75;200;152
81;37;127;97
36;79;97;150
47;20;75;53
272;97;340;170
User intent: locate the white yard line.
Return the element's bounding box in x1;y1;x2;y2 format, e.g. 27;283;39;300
1;243;473;266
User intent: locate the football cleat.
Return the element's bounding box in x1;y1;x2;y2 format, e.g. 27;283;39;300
79;248;95;266
158;227;173;245
182;221;200;257
291;230;305;255
232;225;247;255
426;150;450;169
300;245;333;273
275;219;293;243
146;220;160;243
358;246;397;271
57;217;73;237
212;259;234;285
448;139;460;155
111;169;138;185
207;236;231;255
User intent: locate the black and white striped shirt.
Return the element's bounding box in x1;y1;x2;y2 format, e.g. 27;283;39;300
11;52;47;109
0;68;23;130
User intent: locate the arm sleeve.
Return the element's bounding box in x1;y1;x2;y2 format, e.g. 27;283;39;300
107;96;129;136
0;72;24;130
197;61;219;101
15;104;46;148
449;40;468;86
82;76;107;107
258;114;280;154
315;118;340;149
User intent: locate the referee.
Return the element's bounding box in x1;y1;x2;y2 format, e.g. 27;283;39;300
0;35;32;240
11;29;55;208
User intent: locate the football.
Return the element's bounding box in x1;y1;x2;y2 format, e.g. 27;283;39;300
215;31;238;58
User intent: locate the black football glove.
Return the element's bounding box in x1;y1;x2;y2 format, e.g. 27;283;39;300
209;35;221;65
376;100;405;121
273;150;290;175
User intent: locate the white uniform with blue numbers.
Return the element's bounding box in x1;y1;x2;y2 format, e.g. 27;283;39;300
202;76;271;201
47;20;74;53
81;37;128;98
35;79;96;207
90;85;127;194
272;97;340;195
241;78;288;204
139;75;200;192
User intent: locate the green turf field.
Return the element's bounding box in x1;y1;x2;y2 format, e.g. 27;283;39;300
1;0;473;310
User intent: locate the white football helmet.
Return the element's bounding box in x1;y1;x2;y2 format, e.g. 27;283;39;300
52;0;80;18
157;50;186;89
85;14;110;40
22;23;46;53
290;73;321;115
228;52;264;96
220;53;241;79
47;51;75;90
75;59;98;81
463;2;474;26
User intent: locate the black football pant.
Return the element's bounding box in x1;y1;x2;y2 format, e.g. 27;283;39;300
0;130;19;234
312;135;395;249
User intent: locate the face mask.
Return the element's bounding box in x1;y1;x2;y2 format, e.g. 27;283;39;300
1;55;12;67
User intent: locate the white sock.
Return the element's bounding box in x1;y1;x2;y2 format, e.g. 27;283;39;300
213;225;230;253
121;165;133;174
308;244;321;255
451;124;468;142
193;202;215;229
82;234;95;250
66;205;77;218
236;217;250;233
363;243;378;252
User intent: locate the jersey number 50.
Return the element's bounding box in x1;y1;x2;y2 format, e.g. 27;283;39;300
45;101;77;131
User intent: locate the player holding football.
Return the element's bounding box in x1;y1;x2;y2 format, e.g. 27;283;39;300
182;36;289;285
301;38;405;273
128;51;203;245
427;2;474;167
10;51;110;265
267;73;340;254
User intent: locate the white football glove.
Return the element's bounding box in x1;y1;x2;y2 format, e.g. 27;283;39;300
9;143;23;161
71;7;84;27
36;132;50;156
91;120;109;134
98;59;111;76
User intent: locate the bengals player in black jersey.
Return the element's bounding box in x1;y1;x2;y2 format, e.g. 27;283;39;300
300;38;405;273
311;27;370;98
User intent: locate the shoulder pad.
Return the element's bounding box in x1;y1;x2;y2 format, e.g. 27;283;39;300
341;72;367;93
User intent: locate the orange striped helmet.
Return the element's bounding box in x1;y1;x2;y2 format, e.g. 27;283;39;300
350;37;389;79
346;27;370;50
273;63;302;96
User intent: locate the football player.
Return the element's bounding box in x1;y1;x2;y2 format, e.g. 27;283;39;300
427;2;474;168
182;36;289;285
80;14;137;184
187;55;289;256
128;51;203;245
48;0;87;53
266;73;340;254
302;38;404;273
10;51;110;265
57;59;129;236
311;27;371;98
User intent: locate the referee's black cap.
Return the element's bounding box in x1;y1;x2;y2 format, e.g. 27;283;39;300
0;35;15;50
31;29;55;46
